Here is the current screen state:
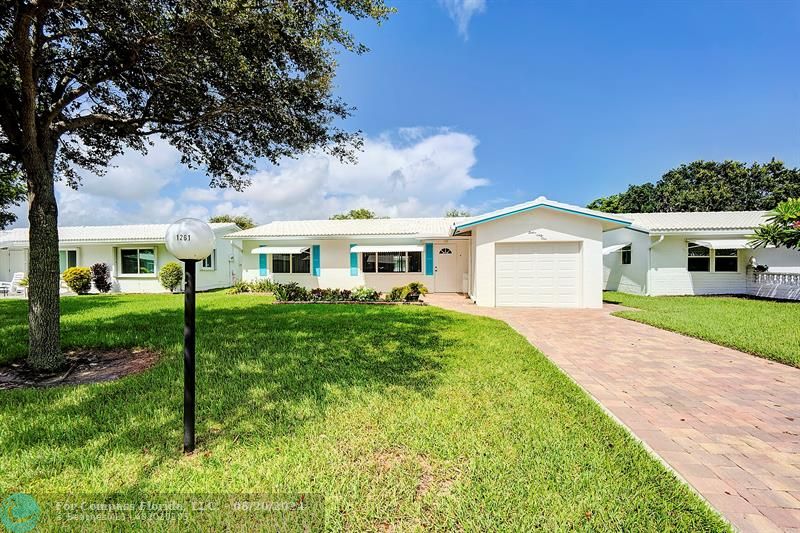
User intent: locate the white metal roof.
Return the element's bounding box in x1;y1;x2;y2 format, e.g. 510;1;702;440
227;217;467;239
622;211;767;232
453;196;633;232
0;223;239;248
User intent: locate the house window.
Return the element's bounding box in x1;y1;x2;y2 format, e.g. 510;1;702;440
714;248;738;272
687;243;710;272
59;250;77;272
620;245;631;265
438;247;453;255
201;250;216;270
361;251;422;273
120;248;156;275
273;250;310;274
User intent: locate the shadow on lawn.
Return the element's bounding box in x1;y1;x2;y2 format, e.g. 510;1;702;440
0;300;455;485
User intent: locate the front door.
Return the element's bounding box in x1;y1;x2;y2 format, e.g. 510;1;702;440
434;244;460;292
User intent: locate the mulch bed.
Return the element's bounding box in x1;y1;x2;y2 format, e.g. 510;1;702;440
0;348;160;390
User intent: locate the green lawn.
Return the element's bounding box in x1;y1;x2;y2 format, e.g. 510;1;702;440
604;291;800;368
0;293;727;531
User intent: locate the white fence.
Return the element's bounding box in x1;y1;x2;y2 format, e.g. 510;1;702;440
747;271;800;301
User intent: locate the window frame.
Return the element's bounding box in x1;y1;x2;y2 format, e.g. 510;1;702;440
200;249;216;271
713;248;739;273
620;244;631;265
272;249;311;274
118;247;158;277
687;242;711;272
361;251;423;274
59;249;78;273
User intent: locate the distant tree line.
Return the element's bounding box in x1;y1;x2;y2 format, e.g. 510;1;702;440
588;160;800;213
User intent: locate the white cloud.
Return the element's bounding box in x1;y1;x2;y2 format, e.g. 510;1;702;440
6;128;487;229
217;129;488;222
440;0;486;39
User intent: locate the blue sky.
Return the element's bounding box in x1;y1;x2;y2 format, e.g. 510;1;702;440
18;0;799;228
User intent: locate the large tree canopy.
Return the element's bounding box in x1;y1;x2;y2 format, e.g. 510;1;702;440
209;214;256;230
0;0;391;370
330;208;377;220
588;160;800;213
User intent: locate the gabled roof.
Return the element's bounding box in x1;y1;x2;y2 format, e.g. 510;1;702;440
622;211;767;233
0;223;239;247
453;196;633;232
226;217;468;239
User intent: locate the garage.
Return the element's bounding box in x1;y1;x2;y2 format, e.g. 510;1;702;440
495;242;580;307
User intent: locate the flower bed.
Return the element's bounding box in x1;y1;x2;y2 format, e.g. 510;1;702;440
229;281;429;303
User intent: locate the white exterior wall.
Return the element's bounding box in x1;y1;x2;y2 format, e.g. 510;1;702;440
240;238;441;293
471;209;605;308
649;235;749;296
748;246;800;273
0;227;242;292
602;228;650;295
0;249;9;281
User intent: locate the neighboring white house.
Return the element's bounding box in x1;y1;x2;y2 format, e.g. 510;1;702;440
603;211;800;300
0;223;243;293
226;197;634;308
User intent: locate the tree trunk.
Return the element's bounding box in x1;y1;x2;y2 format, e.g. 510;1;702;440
26;159;63;371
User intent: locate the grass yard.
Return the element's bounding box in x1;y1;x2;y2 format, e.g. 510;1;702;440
0;292;727;531
604;291;800;368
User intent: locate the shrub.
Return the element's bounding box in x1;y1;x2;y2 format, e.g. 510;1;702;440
62;267;92;294
272;282;310;301
227;280;251;294
351;286;380;301
386;282;428;302
387;286;405;302
90;262;112;293
404;282;428;301
158;262;184;293
249;279;276;293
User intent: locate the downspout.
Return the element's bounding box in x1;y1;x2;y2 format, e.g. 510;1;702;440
647;234;665;296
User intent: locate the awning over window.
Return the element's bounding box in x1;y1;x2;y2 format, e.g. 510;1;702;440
689;239;752;249
602;242;631;255
250;246;309;255
350;244;424;253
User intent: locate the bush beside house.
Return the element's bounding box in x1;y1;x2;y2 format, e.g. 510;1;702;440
90;263;113;293
62;267;92;294
230;280;428;303
158;262;184;293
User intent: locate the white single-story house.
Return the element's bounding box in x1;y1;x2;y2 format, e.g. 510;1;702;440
226;197;635;308
0;223;243;293
603;211;800;300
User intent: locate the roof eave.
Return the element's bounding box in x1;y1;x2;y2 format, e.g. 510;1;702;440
453;203;632;232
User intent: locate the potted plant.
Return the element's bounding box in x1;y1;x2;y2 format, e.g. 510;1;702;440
404;282;428;302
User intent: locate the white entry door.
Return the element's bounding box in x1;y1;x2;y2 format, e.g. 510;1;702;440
434;244;461;292
495;242;580;307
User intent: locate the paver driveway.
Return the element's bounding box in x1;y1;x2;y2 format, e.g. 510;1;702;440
426;294;800;533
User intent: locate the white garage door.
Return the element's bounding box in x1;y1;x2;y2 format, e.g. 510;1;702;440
495;242;580;307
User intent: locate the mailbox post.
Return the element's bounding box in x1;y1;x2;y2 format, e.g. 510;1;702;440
165;219;216;453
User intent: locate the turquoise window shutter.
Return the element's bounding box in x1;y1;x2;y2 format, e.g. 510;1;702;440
350;244;358;276
259;244;267;276
425;243;434;275
312;245;321;276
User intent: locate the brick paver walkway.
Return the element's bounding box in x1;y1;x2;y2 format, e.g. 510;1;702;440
426;293;800;532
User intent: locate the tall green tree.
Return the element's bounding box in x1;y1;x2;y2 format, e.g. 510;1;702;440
0;0;391;370
588;160;800;213
330;208;377;220
0;166;25;228
209;214;256;230
445;208;471;217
